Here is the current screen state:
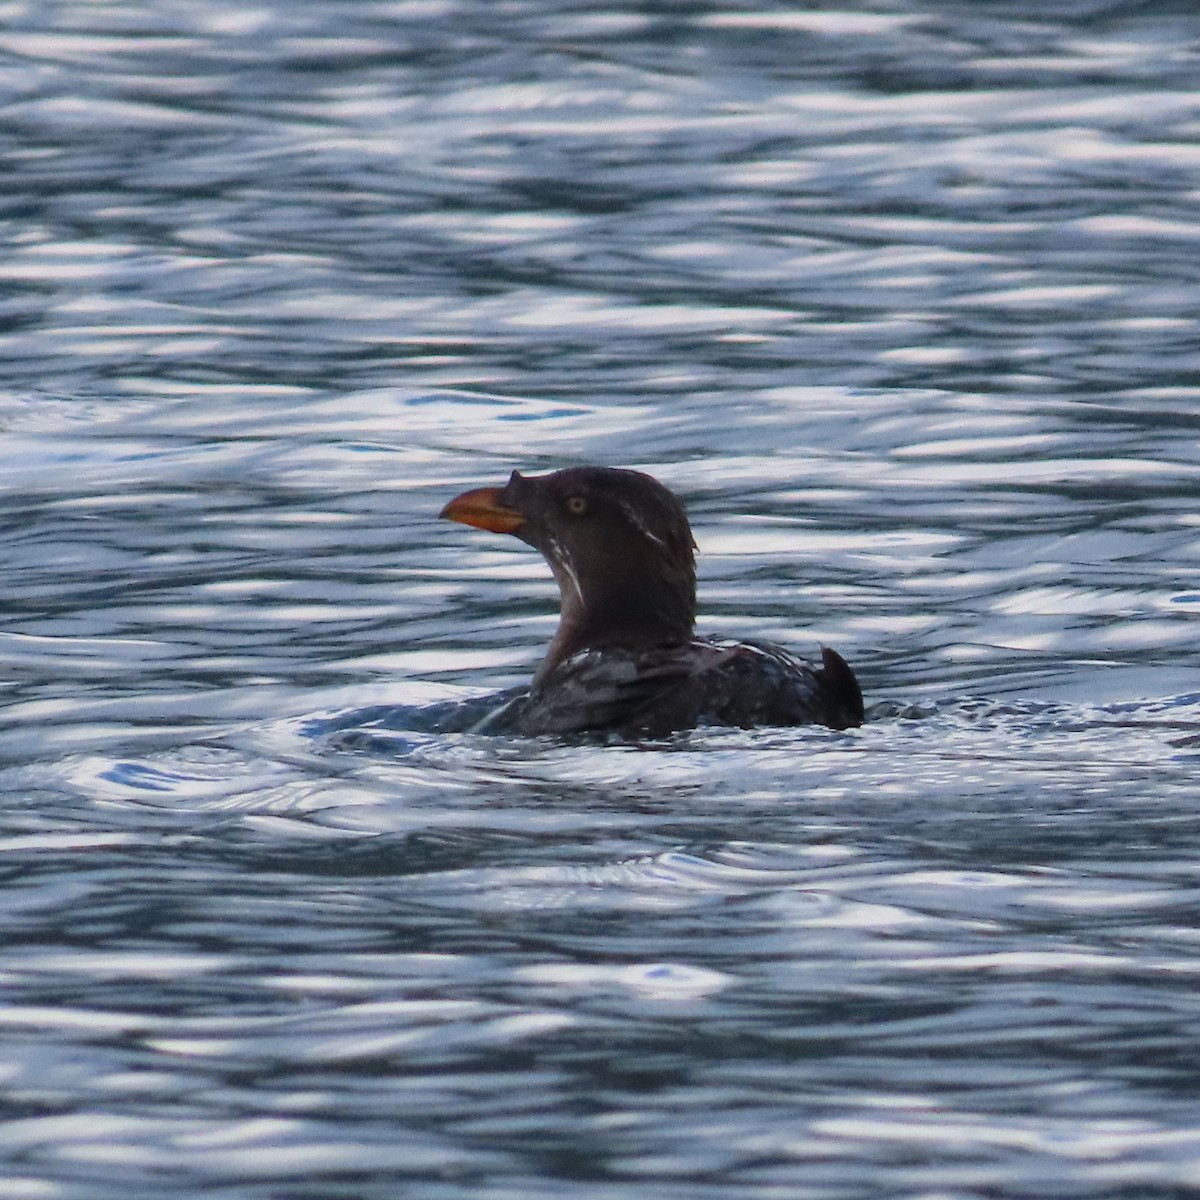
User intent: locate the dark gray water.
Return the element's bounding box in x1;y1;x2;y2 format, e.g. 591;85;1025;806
2;2;1200;1197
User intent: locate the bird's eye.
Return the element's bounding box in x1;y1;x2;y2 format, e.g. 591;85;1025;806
566;495;588;516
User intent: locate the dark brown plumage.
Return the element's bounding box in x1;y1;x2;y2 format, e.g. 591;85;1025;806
440;466;863;737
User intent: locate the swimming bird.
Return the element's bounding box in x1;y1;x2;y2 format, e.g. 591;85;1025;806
440;466;863;737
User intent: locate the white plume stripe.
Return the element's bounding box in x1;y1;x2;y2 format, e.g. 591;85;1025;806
619;501;669;550
546;534;584;611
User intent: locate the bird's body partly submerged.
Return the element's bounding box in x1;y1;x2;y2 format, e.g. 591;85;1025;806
440;466;863;738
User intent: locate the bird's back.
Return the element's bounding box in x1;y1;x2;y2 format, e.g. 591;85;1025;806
484;638;863;738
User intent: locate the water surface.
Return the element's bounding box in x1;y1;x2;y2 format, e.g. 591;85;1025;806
1;2;1200;1197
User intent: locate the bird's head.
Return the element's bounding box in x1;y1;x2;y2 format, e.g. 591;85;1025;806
441;466;697;679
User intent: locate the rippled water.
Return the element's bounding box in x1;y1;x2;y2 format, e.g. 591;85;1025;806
2;2;1200;1197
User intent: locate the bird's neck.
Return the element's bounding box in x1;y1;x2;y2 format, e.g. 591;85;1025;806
536;567;695;684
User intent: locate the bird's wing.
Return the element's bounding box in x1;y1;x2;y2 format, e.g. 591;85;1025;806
516;645;717;736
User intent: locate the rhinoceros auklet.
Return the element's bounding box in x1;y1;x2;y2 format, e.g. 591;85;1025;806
440;466;863;737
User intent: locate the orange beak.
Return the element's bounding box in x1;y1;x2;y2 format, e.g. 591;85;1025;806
439;486;525;535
